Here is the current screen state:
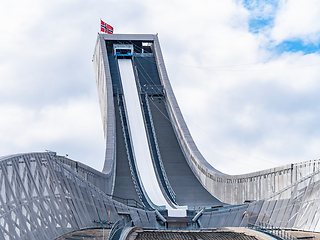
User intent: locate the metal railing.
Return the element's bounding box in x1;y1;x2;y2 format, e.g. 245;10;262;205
108;218;133;240
143;94;176;203
247;223;299;240
117;93;148;207
109;219;125;240
111;194;146;209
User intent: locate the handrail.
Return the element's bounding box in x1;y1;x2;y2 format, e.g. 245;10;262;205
247;223;298;240
117;92;150;208
108;218;133;240
110;194;146;210
109;219;126;240
143;93;176;203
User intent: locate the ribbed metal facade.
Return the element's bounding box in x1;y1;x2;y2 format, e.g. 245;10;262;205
199;166;320;232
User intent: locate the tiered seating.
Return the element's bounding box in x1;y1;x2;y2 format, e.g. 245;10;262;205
134;231;258;240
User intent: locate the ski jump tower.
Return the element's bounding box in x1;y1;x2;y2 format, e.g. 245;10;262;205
1;33;320;239
93;33;223;212
93;33;320;230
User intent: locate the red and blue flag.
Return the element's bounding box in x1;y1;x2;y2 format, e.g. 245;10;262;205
101;20;113;34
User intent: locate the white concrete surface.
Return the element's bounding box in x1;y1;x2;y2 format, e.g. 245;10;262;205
118;58;174;210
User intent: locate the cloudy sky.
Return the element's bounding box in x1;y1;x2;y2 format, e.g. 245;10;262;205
1;0;320;174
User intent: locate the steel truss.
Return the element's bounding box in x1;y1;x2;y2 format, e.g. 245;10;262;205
0;153;156;240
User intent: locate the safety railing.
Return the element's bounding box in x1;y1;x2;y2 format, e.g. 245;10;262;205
143;94;176;203
111;194;146;210
108;218;125;240
247;223;299;240
108;217;133;240
117;93;147;207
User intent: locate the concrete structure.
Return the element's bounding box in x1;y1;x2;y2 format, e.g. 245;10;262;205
92;33;320;232
1;33;320;239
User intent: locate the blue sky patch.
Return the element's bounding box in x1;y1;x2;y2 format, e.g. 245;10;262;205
242;0;278;33
242;0;320;55
248;18;273;33
274;40;320;54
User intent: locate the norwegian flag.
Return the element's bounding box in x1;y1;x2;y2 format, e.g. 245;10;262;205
101;20;113;34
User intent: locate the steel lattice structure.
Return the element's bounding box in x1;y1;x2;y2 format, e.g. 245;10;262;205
1;152;320;239
0;153;156;240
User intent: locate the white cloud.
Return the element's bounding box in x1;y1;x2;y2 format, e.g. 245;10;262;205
0;98;105;171
244;0;277;20
271;0;320;44
0;0;320;176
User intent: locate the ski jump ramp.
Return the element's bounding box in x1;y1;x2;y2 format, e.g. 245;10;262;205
94;34;223;210
92;32;320;230
1;33;320;239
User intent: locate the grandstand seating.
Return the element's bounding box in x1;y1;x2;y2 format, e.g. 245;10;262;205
133;230;258;240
